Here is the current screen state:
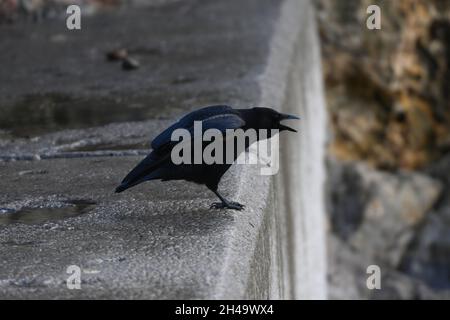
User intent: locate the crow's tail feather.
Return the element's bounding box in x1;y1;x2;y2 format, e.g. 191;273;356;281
115;171;161;193
115;151;166;193
115;179;146;193
115;183;130;193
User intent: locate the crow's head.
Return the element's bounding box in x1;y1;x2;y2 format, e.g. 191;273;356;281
251;107;299;132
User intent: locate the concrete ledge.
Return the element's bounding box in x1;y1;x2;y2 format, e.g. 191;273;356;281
0;0;326;299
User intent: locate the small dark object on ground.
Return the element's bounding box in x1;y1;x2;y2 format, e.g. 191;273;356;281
122;58;140;70
122;57;140;70
115;105;299;210
105;48;139;70
106;48;128;61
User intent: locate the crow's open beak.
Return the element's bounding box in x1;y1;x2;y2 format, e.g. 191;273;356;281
279;113;300;132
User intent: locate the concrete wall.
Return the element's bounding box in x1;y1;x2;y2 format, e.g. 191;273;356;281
0;0;327;299
260;0;328;299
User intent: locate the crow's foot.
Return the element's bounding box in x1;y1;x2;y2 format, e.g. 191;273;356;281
210;201;245;211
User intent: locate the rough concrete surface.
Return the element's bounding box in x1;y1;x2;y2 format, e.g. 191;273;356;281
0;0;327;299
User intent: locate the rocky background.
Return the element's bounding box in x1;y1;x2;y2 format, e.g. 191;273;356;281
315;0;450;299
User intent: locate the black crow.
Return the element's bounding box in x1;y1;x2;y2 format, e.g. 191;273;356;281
115;105;298;210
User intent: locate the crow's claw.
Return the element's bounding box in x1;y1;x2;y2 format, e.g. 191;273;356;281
210;201;245;211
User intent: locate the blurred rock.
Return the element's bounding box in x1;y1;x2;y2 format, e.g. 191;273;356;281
319;0;450;299
327;158;442;267
316;0;450;170
369;269;450;300
328;225;450;299
327;234;367;299
400;153;450;290
401;212;450;290
326;158;368;240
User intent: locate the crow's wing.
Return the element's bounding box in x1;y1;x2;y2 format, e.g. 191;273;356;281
117;111;245;192
184;113;245;141
151;105;236;150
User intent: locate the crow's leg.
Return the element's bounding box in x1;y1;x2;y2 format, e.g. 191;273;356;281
207;186;245;210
